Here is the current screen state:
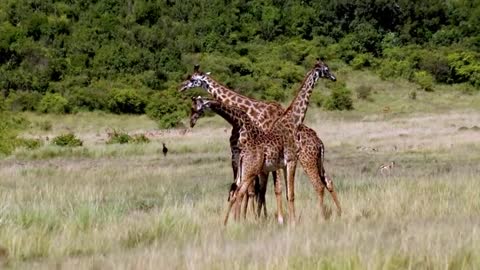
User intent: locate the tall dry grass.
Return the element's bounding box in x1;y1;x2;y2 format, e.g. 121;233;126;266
1;107;479;269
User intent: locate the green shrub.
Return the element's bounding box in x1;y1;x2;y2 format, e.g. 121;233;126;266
37;93;70;114
107;88;148;114
5;91;42;112
351;54;374;70
106;130;132;144
447;52;480;87
310;91;326;107
146;90;187;129
0;113;29;155
413;71;434;91
378;59;413;80
0;95;5;112
106;131;150;144
16;138;43;150
419;53;451;83
52;133;83;147
261;84;286;102
67;87;109;112
324;84;354;111
355;85;373;100
131;134;150;144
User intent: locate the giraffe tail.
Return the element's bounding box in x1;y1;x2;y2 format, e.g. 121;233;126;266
318;142;342;216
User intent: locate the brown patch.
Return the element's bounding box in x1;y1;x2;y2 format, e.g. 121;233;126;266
250;109;258;119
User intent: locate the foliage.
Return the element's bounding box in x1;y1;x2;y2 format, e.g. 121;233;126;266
106;130;150;144
310;91;326;107
0;112;28;155
0;0;480;122
5;91;42;111
51;133;83;147
351;54;375;70
146;90;188;129
324;83;354;111
107;88;148;114
106;130;132;144
414;71;434;92
131;134;150;144
37;93;70;114
66;87;109;112
16;137;43;150
378;60;413;80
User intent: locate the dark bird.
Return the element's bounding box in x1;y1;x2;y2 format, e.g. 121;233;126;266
162;143;168;157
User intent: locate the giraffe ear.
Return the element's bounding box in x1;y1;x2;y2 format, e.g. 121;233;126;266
205;72;211;75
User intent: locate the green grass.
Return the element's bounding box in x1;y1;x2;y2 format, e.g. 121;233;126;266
1;74;480;269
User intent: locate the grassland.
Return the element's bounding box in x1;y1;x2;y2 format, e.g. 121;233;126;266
1;72;480;269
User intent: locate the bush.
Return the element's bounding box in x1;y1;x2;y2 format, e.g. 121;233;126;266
146;90;187;129
16;138;43;150
413;71;434;91
378;59;413;80
355;84;373;100
106;130;132;144
262;84;286;102
106;130;150;144
51;133;83;147
37;93;70;114
325;84;354;111
0;113;29;155
419;53;451;83
0;95;5;112
66;87;109;112
131;134;150;144
5;91;42;112
107;88;148;114
447;52;480;87
310;91;326;107
351;54;375;70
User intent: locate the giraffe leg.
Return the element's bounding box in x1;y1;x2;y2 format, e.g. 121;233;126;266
324;176;342;217
273;170;284;224
256;173;268;219
234;178;252;222
242;188;249;220
224;192;237;225
286;161;297;225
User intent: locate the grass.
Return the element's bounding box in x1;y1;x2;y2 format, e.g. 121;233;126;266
1;73;480;269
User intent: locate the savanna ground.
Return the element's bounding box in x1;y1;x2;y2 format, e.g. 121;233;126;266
1;71;480;269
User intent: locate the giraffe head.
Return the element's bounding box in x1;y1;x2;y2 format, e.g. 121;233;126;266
314;59;336;81
179;65;211;92
189;96;209;128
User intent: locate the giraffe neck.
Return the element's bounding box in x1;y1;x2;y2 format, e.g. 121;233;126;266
285;68;320;127
199;76;282;130
207;101;258;135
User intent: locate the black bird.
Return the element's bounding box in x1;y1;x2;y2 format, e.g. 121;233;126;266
162;143;168;157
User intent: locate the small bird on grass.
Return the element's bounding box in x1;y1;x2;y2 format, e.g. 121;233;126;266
162;143;168;157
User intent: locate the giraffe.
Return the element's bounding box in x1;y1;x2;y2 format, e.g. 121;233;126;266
190;96;341;218
191;98;288;224
180;59;337;224
190;96;268;218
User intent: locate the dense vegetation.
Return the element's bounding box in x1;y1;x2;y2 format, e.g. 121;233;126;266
1;0;479;128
